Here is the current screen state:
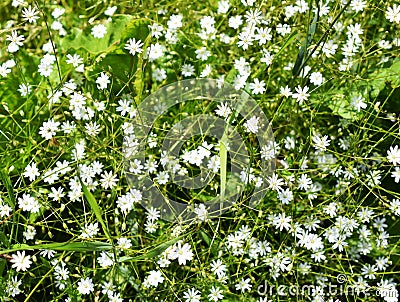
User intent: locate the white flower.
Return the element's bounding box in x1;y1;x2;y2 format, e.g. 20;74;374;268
52;7;65;18
387;145;400;166
194;203;208;221
235;278;252;292
6;30;25;53
77;277;94;295
96;72;110;90
195;47;211;61
208;286;224;301
18;83;31;96
18;193;40;213
210;259;227;279
298;174;312;191
97;251;114;268
80;222;99;238
100;170;119;189
91;24;107;38
125;38;144;56
391;167;400;183
167;14;183;30
66;53;83;67
183;287;201;302
105;6;117;16
169;241;194;265
292;85;310;104
147;43;164;61
200;64;212;77
215;102;232;119
390;199;400;216
386;4;400;24
10;251;32;272
244;115;260;133
309;71;324;86
23;162;40;181
312;134;331;152
6;276;22;297
146;270;164;287
23;225;36;240
22;5;40;23
271;212;292;231
217;0;230;14
350;95;367;112
182;63;195;77
249;78;266;94
39;119;60;140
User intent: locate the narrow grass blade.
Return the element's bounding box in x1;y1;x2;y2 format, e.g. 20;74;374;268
0;170;15;207
0;241;113;254
293;3;320;76
219;132;228;201
118;237;180;262
80;180;113;243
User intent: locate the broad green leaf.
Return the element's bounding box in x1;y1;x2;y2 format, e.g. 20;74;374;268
80;181;113;243
95;19;150;95
97;54;136;92
61;15;134;54
0;241;112;254
325;89;357;121
368;59;400;98
120;18;150;43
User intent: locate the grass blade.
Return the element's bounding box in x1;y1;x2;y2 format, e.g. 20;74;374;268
0;241;113;254
0;170;15;207
119;237;180;262
80;180;113;243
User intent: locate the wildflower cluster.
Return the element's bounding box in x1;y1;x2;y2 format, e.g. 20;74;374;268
0;0;399;301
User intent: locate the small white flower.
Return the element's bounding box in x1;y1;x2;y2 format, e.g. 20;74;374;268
10;251;32;272
244;115;260;133
125;38;144;56
77;277;94;295
91;24;107;38
96;72;110;90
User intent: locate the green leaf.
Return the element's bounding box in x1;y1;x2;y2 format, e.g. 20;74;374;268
0;170;15;207
292;44;307;77
97;54;136;92
120;18;150;43
80;181;113;243
200;230;211;246
95;18;150;95
293;9;319;76
61;15;134;54
325;89;357;121
0;258;6;276
0;241;112;254
119;237;179;262
276;30;297;58
0;231;10;248
368;59;400;98
219;132;228;201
